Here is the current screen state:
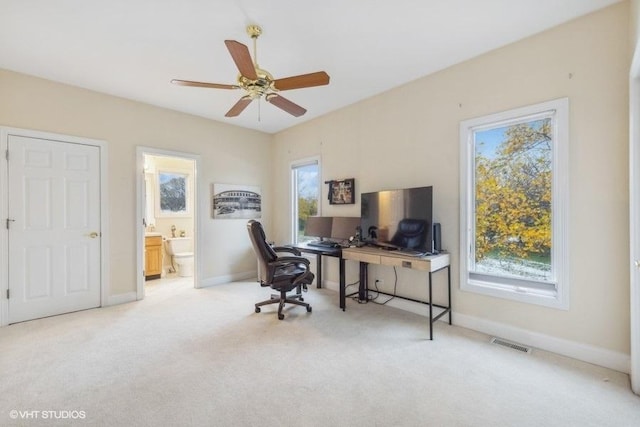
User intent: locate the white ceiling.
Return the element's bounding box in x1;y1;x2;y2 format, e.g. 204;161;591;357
0;0;622;134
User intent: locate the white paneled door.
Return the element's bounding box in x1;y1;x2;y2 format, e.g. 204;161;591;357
7;135;101;323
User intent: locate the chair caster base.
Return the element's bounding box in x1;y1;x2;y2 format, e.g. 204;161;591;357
278;313;284;320
255;307;261;313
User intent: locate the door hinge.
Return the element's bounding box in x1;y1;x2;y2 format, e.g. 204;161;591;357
5;150;8;160
6;289;9;299
6;218;15;229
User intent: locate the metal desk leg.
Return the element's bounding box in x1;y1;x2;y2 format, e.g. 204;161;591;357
359;262;368;301
340;258;346;311
447;266;452;325
428;271;433;341
316;254;322;288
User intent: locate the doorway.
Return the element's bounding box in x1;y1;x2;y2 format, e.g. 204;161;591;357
136;147;199;299
0;127;109;326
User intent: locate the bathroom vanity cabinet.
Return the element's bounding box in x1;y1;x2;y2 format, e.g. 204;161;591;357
145;235;163;280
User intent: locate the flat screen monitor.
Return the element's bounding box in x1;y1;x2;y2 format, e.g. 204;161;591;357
304;216;333;239
331;217;361;240
360;186;433;254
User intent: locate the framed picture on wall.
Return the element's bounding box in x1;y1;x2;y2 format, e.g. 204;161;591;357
212;183;262;219
157;170;190;217
328;178;355;205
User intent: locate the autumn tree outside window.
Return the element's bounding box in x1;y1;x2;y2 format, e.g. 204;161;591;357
460;99;569;309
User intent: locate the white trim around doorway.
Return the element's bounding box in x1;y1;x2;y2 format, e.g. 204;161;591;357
136;146;201;300
629;43;640;395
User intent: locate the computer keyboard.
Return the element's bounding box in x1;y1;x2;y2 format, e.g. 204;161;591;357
307;240;340;248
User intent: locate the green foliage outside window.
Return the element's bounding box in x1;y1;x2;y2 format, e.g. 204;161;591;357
474;119;552;280
298;196;318;236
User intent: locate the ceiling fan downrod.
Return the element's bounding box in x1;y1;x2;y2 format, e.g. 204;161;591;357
247;25;262;68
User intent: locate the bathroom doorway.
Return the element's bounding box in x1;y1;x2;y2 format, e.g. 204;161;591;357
136;147;200;299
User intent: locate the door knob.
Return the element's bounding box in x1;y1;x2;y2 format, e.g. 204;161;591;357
635;260;640;268
88;232;99;239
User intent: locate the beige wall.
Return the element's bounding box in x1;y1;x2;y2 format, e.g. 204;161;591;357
0;69;272;296
632;0;640;52
273;3;631;355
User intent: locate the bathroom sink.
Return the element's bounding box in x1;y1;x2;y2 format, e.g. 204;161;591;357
145;232;162;237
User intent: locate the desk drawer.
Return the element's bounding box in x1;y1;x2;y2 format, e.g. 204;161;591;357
342;249;381;264
380;255;430;271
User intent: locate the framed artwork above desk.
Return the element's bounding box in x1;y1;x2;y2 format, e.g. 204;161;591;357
326;178;355;204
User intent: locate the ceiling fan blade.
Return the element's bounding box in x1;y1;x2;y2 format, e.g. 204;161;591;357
273;71;330;91
265;94;307;117
224;40;258;80
225;96;253;117
171;79;239;90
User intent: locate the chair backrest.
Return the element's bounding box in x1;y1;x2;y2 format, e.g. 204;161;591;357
246;220;278;283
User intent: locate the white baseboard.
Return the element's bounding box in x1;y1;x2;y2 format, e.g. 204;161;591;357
105;291;137;306
454;312;630;374
199;270;256;288
323;281;630;373
323;280;340;292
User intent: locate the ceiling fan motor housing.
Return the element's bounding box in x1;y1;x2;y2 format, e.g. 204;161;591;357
238;68;275;99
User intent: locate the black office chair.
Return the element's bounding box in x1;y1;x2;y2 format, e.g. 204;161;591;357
246;220;314;320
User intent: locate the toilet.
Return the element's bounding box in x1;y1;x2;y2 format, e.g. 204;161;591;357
164;237;194;277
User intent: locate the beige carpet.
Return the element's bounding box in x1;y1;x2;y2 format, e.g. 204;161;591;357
1;277;639;427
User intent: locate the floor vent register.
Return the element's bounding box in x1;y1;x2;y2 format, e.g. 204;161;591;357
490;337;532;353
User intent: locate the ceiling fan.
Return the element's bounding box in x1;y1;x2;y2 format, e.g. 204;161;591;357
171;25;330;118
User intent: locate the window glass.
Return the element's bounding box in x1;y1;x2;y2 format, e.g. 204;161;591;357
292;161;319;243
460;98;568;309
473;118;552;282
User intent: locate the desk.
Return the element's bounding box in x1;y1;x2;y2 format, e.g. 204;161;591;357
287;243;347;310
342;246;451;340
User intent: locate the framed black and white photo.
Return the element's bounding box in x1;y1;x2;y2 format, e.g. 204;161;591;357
212;183;262;219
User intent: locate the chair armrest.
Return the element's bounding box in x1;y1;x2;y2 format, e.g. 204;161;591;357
273;246;301;256
266;256;313;287
271;256;311;268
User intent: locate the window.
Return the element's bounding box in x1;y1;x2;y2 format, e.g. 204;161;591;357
156;170;191;217
460;98;569;309
291;158;321;243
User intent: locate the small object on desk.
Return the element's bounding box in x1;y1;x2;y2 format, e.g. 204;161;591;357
398;249;428;257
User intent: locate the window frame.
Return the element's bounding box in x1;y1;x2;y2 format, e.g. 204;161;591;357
290;156;322;244
459;98;569;310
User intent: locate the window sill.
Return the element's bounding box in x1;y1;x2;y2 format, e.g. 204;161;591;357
461;277;568;310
